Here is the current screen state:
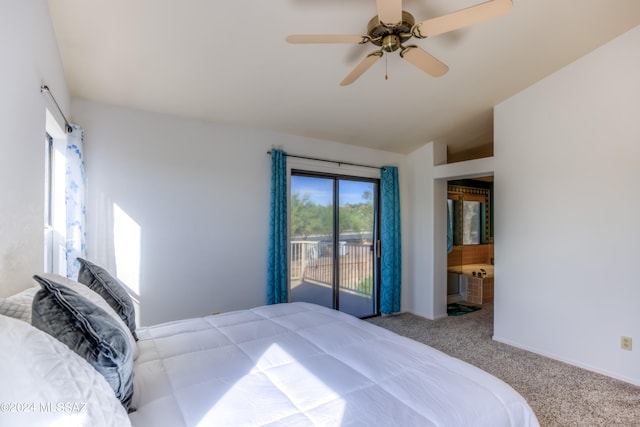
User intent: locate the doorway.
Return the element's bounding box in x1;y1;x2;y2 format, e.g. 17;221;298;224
289;171;379;318
446;177;494;306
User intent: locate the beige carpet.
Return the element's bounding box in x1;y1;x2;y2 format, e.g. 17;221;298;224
367;304;640;427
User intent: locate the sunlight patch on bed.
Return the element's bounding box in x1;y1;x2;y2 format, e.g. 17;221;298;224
49;413;88;426
196;343;346;426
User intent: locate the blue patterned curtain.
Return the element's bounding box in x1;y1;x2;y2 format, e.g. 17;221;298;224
380;166;401;314
267;149;288;304
65;124;86;279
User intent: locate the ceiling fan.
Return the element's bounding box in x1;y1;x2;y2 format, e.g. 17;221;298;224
286;0;512;85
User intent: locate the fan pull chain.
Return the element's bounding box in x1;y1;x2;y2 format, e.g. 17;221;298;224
385;55;388;80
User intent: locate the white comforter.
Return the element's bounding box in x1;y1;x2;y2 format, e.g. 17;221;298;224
129;302;539;426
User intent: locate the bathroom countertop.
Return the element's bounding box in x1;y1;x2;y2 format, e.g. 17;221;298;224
447;263;494;278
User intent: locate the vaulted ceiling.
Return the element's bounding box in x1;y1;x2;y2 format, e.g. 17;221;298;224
48;0;640;154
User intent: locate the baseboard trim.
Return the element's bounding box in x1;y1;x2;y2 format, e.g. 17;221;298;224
405;309;448;321
492;335;640;387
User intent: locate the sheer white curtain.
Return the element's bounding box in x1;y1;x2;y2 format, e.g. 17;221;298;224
64;124;86;278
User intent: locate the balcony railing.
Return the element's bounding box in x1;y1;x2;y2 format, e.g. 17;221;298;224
290;241;373;297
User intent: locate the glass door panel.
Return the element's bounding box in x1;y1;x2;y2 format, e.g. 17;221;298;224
289;175;334;310
338;180;376;317
290;173;378;317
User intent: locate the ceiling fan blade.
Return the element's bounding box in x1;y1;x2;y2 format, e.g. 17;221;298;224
414;0;512;38
376;0;403;26
286;34;366;44
340;52;383;86
400;46;448;77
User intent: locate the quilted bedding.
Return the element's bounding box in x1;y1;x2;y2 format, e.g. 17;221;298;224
129;302;539;426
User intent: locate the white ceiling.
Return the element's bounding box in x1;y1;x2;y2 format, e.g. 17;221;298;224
48;0;640;154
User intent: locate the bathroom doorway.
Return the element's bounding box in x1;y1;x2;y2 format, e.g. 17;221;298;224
446;177;494;306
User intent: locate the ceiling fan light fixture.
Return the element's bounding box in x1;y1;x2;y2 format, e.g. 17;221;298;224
382;35;401;52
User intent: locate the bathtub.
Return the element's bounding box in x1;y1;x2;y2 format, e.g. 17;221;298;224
447;263;494;304
448;263;494;278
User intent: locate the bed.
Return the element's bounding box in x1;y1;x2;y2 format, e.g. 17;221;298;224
0;262;539;427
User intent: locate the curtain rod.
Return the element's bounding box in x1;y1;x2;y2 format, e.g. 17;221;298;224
40;85;72;134
266;150;383;170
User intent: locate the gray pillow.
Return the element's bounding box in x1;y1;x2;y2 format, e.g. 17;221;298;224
31;275;134;411
76;258;138;340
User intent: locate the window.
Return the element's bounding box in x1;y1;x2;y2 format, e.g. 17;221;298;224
44;134;53;272
448;183;491;246
45;109;68;274
462;200;482;245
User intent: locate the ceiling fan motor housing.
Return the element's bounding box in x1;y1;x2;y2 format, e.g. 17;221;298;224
367;11;415;52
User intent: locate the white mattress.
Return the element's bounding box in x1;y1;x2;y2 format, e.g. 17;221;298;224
129;302;539;426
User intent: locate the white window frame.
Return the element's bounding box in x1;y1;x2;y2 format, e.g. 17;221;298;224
45;109;68;275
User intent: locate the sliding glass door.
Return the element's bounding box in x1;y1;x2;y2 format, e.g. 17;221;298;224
289;171;379;317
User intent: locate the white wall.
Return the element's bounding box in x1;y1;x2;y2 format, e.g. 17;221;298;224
0;1;69;296
405;142;444;319
494;25;640;385
72;100;407;325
